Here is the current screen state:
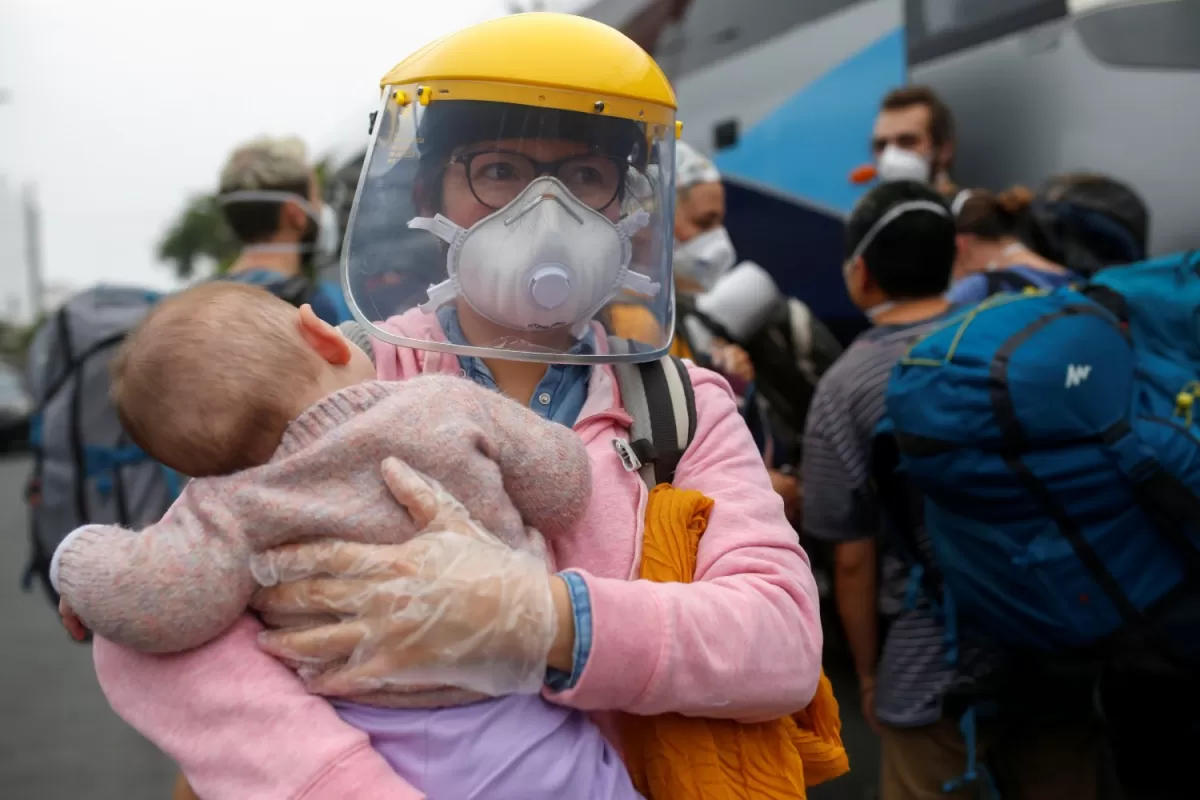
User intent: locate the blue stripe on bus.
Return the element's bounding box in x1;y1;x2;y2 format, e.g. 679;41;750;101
714;26;906;216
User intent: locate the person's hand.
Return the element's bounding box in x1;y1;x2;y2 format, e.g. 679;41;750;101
249;457;559;698
58;598;88;642
768;468;800;522
710;342;755;384
859;674;882;735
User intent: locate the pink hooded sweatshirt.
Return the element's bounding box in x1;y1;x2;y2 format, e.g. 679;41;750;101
92;312;824;800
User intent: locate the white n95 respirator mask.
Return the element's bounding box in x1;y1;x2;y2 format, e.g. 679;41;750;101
674;226;737;291
876;144;933;185
411;176;658;336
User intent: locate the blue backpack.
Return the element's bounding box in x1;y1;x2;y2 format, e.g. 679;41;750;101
876;250;1200;673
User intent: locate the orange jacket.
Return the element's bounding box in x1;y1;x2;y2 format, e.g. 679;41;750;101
620;486;849;799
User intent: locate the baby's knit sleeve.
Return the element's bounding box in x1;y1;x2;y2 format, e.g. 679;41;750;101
53;480;256;654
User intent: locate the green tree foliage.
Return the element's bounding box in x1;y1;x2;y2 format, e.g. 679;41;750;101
156;193;238;280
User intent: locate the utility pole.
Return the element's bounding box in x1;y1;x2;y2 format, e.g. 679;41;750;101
23;184;44;320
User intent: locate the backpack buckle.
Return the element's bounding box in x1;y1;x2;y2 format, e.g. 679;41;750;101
612;438;642;472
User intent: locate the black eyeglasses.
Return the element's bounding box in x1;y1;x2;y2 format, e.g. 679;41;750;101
449;149;626;211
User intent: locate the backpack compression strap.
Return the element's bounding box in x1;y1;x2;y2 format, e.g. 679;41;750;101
608;337;697;489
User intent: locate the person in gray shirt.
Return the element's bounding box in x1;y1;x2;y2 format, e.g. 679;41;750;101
802;181;1100;799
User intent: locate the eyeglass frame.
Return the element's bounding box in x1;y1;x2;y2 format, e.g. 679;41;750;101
445;148;631;212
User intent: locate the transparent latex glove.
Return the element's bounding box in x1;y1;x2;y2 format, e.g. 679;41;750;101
249;457;557;697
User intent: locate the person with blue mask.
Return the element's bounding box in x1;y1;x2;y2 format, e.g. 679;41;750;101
216;136;352;324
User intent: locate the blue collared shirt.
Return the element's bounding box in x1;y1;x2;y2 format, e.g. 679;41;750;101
438;307;594;691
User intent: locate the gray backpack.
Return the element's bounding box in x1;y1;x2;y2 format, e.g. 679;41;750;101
22;276;320;605
22;285;184;603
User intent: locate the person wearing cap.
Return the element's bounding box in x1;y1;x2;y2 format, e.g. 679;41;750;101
218;135;352;325
92;14;823;800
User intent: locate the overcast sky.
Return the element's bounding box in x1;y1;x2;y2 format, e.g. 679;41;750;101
0;0;539;293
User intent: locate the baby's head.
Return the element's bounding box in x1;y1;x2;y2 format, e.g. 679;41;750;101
112;282;375;477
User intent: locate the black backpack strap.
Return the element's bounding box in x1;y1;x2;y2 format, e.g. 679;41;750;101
609;337;697;489
870;430;942;603
984;269;1037;297
264;275;316;307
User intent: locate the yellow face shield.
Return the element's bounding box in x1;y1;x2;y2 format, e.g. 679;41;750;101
340;13;683;364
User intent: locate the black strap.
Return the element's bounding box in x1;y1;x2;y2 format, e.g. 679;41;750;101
871;433;942;599
265;275;316;308
636;355;696;486
984;270;1037;297
49;309;91;525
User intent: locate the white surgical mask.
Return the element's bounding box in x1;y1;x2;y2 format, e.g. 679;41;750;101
674;226;737;291
876;145;932;184
412;176;658;336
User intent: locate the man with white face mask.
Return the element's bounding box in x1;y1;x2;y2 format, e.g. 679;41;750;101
870;86;958;197
216;136;351;325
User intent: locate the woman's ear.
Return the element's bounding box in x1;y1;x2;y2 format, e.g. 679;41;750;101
297;305;352;365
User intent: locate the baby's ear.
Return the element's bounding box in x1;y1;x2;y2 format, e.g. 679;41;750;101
298;305;352;366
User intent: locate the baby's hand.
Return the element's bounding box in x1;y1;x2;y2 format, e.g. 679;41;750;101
58;598;88;642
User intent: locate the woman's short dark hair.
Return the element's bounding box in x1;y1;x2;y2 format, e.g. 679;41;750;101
846;180;956;300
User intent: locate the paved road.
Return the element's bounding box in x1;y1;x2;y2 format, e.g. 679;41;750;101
0;455;176;800
0;452;879;799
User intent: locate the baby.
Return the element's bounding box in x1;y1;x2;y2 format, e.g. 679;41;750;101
52;282;641;798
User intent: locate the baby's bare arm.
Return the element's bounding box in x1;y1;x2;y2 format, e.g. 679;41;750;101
53;481;255;653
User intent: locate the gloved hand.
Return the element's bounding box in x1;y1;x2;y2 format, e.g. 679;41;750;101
249;457;558;698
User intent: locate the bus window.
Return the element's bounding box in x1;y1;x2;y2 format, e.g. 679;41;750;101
1074;0;1200;70
906;0;1067;65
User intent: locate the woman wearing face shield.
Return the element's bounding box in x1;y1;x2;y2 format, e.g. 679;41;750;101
90;14;823;800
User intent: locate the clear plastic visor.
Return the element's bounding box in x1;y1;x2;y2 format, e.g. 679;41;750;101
341;83;678;364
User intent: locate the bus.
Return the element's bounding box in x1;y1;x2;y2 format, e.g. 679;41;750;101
575;0;1200;339
323;0;1200;340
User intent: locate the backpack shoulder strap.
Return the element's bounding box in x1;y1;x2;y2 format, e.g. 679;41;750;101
262;274;315;307
984;269;1036;296
608;336;697;489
